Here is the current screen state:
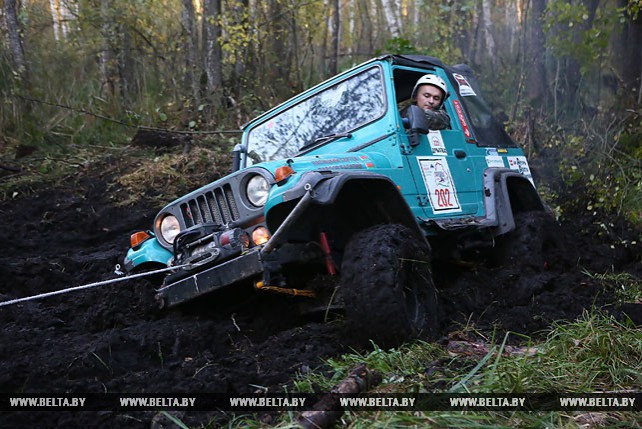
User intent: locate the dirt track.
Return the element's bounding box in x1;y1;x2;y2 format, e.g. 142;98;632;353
0;173;640;428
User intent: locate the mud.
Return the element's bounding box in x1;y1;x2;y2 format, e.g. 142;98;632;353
0;173;640;428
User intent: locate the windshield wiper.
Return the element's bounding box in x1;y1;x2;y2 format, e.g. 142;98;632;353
299;132;352;152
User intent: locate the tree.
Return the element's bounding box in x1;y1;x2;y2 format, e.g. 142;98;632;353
525;0;547;104
615;0;642;104
203;0;222;101
4;0;29;87
481;0;497;70
99;0;119;99
328;0;339;76
181;0;200;105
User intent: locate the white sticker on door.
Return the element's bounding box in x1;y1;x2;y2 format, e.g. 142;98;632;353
486;155;505;168
428;130;446;156
417;156;462;213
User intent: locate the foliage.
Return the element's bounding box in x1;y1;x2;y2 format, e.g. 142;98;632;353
1;0;641;225
544;0;617;75
380;37;418;55
553;110;642;226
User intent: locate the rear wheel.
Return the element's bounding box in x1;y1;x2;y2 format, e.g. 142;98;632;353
341;224;439;348
494;210;571;271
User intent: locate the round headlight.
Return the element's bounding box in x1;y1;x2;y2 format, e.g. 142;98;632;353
159;215;181;244
246;175;270;207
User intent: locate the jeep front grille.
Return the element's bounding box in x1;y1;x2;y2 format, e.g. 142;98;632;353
180;184;240;227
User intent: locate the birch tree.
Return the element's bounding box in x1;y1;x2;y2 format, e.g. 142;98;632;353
481;0;497;69
5;0;29;86
181;0;200;104
381;0;401;37
203;0;222;100
328;0;340;75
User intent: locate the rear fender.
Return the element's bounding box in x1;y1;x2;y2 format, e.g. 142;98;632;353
483;168;545;237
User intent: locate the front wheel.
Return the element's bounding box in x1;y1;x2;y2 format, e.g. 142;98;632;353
341;224;439;348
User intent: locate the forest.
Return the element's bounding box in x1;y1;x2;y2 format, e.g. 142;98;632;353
1;0;641;227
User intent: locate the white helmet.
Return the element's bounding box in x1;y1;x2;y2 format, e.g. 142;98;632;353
411;74;449;101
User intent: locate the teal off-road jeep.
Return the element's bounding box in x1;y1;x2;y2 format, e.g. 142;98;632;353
123;55;549;347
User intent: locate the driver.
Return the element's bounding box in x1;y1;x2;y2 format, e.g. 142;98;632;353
401;74;451;130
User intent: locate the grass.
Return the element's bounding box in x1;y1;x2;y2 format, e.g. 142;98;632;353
582;270;642;304
223;309;642;429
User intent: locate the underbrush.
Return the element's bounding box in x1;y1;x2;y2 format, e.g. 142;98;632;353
219;310;641;429
0;141;233;207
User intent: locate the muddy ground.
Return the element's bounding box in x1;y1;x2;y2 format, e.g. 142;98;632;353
0;167;640;428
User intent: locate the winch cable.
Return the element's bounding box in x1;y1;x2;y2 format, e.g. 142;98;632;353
0;264;189;308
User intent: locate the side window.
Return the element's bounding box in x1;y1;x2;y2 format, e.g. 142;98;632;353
394;69;453;131
449;66;517;148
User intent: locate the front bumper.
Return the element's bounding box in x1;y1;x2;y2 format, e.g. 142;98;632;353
155;249;264;308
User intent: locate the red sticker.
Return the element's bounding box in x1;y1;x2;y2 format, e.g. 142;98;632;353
452;100;472;140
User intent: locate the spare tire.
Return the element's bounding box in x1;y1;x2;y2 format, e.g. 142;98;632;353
341;224;439;348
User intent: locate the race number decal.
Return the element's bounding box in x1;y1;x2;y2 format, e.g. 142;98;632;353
428;130;446;156
507;156;534;186
417;156;462;214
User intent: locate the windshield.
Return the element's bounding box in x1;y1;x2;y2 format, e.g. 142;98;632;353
246;66;386;163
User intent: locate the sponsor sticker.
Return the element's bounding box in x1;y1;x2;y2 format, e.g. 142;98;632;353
507;156;534;185
453;73;477;97
452;100;472;140
486;155;505;168
428;131;447;156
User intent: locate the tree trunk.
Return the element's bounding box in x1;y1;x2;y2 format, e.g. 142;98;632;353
181;0;200;105
5;0;29;86
481;0;497;70
381;0;401;38
99;0;118;99
357;0;373;58
268;0;287;90
615;0;642;104
564;0;600;107
203;0;222;101
525;0;546;105
328;0;340;76
504;0;519;57
49;0;60;41
118;24;133;106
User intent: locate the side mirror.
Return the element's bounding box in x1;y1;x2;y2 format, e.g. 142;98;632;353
404;105;429;146
231;144;244;172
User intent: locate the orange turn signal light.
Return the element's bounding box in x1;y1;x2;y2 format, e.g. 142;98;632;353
130;231;151;248
252;227;270;245
275;165;295;184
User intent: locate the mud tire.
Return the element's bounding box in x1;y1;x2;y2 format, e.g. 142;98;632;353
341;224;439;348
495;210;572;271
